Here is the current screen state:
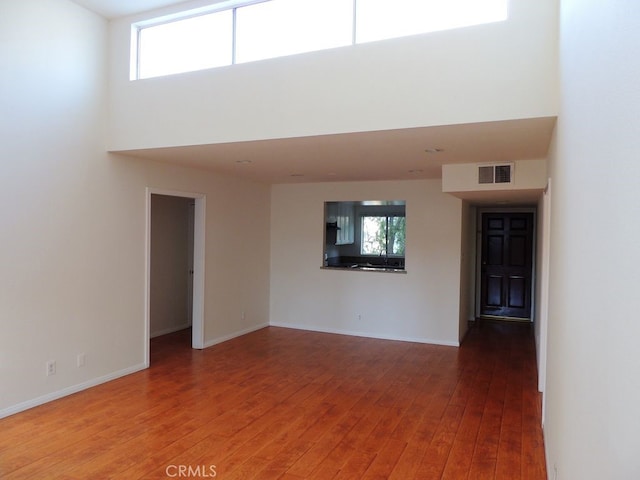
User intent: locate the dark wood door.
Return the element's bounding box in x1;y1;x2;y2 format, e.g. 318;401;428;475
480;212;533;319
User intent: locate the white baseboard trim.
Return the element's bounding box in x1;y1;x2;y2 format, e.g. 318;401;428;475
150;323;191;338
0;363;148;420
1;322;455;419
269;322;460;347
203;323;269;349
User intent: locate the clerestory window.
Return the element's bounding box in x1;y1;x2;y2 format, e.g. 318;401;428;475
133;0;508;80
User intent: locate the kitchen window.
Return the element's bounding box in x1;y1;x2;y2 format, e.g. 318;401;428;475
361;215;406;256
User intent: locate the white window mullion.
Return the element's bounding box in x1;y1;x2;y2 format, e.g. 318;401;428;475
133;0;508;80
232;7;238;64
352;0;358;45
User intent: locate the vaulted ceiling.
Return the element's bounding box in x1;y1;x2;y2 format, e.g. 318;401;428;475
77;0;555;196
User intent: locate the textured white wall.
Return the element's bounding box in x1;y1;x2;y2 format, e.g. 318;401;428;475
0;0;271;416
544;0;640;478
270;180;462;346
107;0;558;151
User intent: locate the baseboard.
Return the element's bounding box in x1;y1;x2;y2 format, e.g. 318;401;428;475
269;322;459;347
0;363;148;420
1;324;270;419
478;315;532;323
203;323;269;348
150;323;191;338
1;322;454;419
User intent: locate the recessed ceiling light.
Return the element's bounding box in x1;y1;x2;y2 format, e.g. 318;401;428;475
425;148;444;154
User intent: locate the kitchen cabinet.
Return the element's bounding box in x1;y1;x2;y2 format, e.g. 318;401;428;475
326;202;354;245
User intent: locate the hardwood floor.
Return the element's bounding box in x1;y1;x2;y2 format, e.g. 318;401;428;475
0;323;546;479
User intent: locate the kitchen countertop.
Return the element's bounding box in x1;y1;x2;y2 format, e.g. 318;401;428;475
321;264;406;274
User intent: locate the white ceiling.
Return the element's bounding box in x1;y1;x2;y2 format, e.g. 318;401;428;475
72;0;190;18
114;117;556;186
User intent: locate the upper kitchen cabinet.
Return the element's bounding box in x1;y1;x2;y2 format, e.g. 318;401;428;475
326;201;355;246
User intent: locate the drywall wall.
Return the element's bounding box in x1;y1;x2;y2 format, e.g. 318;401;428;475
535;174;551;395
270;180;462;346
107;0;558;151
458;201;473;342
150;195;192;337
544;1;640;478
442;158;547;194
0;0;271;416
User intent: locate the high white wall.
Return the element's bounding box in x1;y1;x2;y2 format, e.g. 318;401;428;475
544;0;640;478
0;0;271;417
108;0;558;151
270;180;462;346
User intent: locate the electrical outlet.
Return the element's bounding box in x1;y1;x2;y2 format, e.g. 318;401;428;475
77;353;86;368
241;311;246;321
46;360;56;376
357;314;362;321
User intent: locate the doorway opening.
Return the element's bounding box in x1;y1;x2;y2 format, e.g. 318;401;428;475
477;209;535;322
145;188;205;366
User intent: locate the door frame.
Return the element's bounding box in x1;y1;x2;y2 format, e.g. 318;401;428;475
475;206;537;321
539;179;551;402
144;187;206;366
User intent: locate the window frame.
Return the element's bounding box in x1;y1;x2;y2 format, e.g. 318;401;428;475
131;0;268;80
135;9;235;80
360;213;406;257
131;0;509;81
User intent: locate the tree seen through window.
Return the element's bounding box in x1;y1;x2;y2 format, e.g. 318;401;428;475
361;215;405;256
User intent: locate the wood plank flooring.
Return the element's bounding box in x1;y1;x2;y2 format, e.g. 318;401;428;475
0;322;546;479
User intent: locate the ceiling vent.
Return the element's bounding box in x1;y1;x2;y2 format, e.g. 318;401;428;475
478;163;514;185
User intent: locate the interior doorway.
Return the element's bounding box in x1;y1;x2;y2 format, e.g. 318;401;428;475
479;211;535;320
145;188;205;366
150;195;193;340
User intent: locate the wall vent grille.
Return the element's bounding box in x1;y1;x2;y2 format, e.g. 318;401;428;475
478;164;513;184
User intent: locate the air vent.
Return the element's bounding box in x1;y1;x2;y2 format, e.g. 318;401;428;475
478;164;513;184
478;166;494;184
